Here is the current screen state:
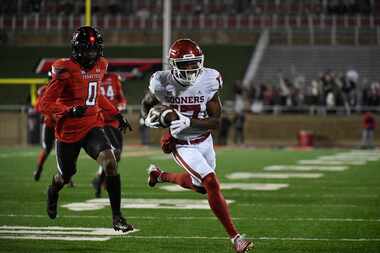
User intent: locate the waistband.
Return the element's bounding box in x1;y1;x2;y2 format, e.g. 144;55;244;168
173;132;211;145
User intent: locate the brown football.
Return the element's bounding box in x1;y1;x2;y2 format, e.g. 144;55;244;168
153;105;178;128
163;109;179;125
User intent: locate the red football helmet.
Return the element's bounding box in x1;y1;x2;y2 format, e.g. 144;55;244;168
168;38;204;85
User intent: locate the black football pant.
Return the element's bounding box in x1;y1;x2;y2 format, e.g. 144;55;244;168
56;127;111;183
104;125;123;161
41;123;55;153
55;127;123;217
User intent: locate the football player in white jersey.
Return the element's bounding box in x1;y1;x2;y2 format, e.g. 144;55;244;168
141;38;254;253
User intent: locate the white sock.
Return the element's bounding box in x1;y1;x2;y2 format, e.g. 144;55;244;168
231;234;240;244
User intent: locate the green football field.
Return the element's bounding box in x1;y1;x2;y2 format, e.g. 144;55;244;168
0;146;379;253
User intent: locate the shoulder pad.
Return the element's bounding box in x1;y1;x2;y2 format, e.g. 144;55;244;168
51;59;71;80
206;68;223;92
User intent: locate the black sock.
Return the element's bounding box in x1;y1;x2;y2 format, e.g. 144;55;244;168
106;174;122;217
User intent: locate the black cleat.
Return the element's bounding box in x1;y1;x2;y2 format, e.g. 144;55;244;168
91;176;102;198
33;168;42;181
112;215;134;232
47;185;59;219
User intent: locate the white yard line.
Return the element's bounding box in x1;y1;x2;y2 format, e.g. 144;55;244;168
226;172;324;179
0;235;110;241
254;237;380;242
0;226;379;242
1;234;379;242
85;235;380;242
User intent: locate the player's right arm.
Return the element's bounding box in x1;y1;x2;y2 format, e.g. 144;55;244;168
39;79;69;116
141;72;162;118
39;60;74;116
141;90;160;118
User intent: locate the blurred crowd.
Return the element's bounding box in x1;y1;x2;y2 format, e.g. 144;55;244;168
325;0;373;15
236;69;380;115
0;0;375;16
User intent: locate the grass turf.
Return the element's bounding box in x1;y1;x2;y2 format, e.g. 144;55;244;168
0;146;379;253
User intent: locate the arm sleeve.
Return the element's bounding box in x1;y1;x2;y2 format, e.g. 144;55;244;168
39;79;70;115
148;72;163;101
98;94;119;116
207;71;223;101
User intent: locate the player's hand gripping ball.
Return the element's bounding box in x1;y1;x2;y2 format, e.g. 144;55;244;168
145;105;178;128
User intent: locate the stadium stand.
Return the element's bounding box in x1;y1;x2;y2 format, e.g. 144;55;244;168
254;46;380;85
0;0;375;16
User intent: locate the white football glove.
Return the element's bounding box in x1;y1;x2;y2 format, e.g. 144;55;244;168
144;107;160;128
170;110;191;135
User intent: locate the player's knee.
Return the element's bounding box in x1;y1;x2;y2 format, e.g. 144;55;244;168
202;173;220;193
54;174;65;184
62;176;72;184
56;172;74;185
113;149;121;162
97;150;117;175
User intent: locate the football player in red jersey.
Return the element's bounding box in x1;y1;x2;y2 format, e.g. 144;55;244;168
91;72;127;198
33;73;55;181
39;26;133;232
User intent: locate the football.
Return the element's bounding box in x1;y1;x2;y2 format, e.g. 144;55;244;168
152;104;179;128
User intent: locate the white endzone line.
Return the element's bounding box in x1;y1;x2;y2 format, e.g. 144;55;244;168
1;215;379;222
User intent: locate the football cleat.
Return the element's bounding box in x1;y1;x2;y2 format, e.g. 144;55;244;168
33;168;42;181
112;215;134;232
91;176;102;198
47;185;59;219
147;164;162;187
233;235;254;253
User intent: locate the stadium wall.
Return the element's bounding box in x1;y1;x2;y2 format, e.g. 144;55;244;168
1;112;376;148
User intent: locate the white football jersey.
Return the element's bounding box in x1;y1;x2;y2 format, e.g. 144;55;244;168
149;68;223;140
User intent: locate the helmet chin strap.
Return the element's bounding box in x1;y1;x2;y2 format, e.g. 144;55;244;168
173;73;192;86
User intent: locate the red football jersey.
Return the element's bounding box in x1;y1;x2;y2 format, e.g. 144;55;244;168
100;73;127;128
363;112;376;129
39;57;119;143
35;85;56;128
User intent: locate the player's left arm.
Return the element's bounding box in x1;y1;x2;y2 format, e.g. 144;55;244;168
99;94;132;132
190;93;221;130
115;76;127;110
98;94;118;115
